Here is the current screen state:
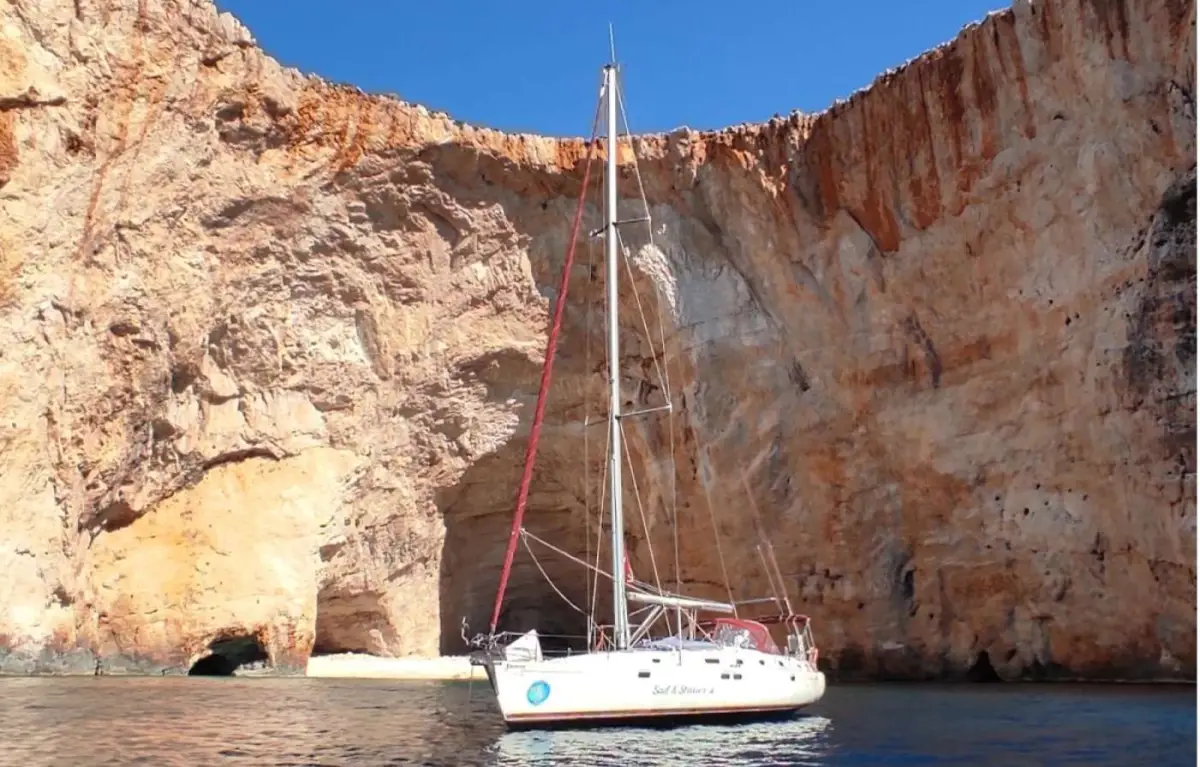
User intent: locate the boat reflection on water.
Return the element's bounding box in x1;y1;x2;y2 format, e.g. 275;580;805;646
489;714;834;766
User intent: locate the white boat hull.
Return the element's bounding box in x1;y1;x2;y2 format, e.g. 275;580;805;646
481;631;826;727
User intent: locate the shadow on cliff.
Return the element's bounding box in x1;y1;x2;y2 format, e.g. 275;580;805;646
436;434;598;656
1121;164;1197;461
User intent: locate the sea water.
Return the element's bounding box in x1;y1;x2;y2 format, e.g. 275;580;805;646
0;677;1193;766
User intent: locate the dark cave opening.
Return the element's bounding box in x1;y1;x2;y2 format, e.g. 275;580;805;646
491;596;591;656
433;402;615;656
965;650;1003;683
438;525;593;657
187;634;269;676
437;456;595;655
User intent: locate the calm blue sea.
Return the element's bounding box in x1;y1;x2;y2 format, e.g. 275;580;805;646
1;677;1193;766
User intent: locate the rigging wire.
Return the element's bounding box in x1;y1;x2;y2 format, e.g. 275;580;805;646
524;528;614;582
585;226;610;643
582;176;597;648
619;82;791;626
700;447;740;615
741;470;794;614
588;374;612;645
620;419;664;594
487;82;604;636
523;528;677;600
521;534;588;617
615;78;685;635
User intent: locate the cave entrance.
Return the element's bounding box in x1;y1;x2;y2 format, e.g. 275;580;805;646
312;586;396;656
433;378;620;657
492;594;591;655
966;650;1003;683
438;497;593;656
187;634;269;676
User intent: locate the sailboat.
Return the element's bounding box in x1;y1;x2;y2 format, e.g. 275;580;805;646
467;47;826;729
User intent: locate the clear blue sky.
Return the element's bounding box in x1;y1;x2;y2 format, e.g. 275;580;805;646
215;1;1008;137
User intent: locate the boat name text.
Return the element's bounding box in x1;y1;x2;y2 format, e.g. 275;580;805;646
651;684;716;695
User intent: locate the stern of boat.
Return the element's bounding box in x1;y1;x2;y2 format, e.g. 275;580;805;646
806;665;827;702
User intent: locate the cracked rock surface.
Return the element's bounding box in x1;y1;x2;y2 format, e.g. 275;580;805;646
0;0;1194;679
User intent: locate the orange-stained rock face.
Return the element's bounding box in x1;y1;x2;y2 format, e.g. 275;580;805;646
0;0;1194;680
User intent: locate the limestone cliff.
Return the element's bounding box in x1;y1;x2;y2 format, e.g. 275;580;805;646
0;0;1194;680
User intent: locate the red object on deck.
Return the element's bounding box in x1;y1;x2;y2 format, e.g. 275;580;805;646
487;99;604;637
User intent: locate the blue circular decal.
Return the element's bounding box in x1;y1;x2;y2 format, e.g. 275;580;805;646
526;680;551;706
